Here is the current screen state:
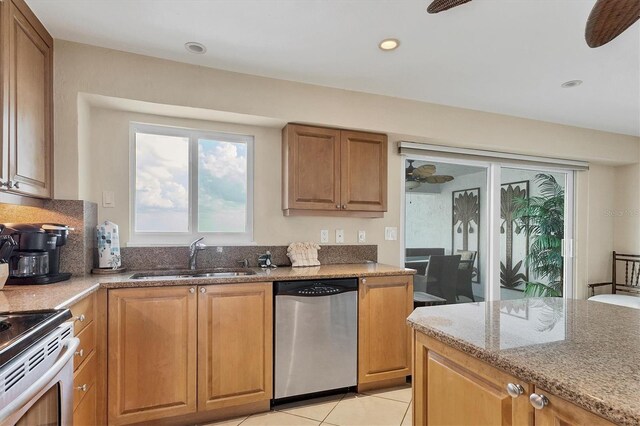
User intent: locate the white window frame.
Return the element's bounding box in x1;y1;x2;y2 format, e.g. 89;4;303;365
129;122;254;246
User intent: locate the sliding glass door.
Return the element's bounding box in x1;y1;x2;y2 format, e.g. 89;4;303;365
403;157;575;304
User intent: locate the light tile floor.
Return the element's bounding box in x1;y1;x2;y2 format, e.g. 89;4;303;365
203;384;412;426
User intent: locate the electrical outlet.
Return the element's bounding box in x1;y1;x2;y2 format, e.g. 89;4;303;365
320;230;329;243
358;230;366;243
335;229;344;244
384;227;397;241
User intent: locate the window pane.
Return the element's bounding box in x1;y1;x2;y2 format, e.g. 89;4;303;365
198;139;247;233
135;132;189;232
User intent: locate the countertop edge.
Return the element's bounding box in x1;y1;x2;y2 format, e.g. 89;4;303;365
407;318;635;426
54;283;101;309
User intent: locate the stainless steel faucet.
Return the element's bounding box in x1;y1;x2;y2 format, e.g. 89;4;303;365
189;237;206;270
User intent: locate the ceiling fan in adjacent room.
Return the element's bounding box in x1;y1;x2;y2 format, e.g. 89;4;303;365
405;160;454;190
426;0;640;48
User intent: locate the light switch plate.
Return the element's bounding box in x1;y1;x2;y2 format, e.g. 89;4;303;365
102;191;115;208
358;230;366;243
385;227;397;241
335;229;344;244
320;230;329;243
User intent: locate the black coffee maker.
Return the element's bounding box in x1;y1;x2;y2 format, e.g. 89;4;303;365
0;223;73;284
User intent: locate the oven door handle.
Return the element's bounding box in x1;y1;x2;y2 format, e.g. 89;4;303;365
0;337;80;423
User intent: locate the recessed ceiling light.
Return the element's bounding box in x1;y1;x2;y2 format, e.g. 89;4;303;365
561;80;583;88
379;38;400;51
185;42;207;54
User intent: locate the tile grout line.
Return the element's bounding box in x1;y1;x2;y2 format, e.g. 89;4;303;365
399;402;411;426
320;392;349;425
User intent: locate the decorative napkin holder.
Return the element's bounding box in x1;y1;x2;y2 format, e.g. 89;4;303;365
97;220;122;269
287;242;321;267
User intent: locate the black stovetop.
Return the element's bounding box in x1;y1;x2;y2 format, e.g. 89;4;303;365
0;309;71;368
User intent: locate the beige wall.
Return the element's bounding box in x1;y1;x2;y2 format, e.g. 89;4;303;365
613;164;640;253
53;40;640;296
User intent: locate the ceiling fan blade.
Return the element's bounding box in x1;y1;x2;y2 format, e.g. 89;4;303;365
585;0;640;48
427;0;472;14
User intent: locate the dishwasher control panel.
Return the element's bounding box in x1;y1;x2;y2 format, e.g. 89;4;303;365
274;278;358;297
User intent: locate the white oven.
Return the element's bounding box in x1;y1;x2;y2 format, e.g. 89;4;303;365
0;322;78;426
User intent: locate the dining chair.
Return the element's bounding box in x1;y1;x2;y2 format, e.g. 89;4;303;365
405;248;445;275
420;255;461;304
456;250;477;302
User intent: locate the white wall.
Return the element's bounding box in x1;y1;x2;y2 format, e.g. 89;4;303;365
51;40;640;292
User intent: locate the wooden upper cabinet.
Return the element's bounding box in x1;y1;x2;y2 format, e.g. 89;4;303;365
358;275;413;385
533;387;615;426
108;286;197;425
283;124;341;211
1;0;52;199
282;124;387;217
413;332;534;426
340;130;387;212
198;283;273;411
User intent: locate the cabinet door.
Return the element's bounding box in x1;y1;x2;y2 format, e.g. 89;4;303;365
340;130;387;212
283;124;341;211
0;0;8;185
7;0;52;198
358;275;412;384
108;287;197;425
198;282;272;411
414;332;533;426
533;387;615;426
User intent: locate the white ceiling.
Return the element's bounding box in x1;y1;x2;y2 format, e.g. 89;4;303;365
27;0;640;136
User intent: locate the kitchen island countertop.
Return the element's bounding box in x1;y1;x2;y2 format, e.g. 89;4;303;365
0;263;414;311
408;298;640;426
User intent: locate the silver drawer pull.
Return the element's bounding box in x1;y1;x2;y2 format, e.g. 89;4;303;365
200;287;206;294
529;393;549;410
76;384;88;392
506;383;524;398
74;349;84;357
75;314;86;322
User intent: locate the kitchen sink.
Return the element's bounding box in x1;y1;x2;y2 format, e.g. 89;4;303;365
129;268;257;280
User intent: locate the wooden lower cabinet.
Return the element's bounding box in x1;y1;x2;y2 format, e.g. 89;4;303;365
198;283;272;411
533;387;615;426
414;332;534;426
108;286;198;425
73;383;97;426
107;283;273;425
358;275;413;386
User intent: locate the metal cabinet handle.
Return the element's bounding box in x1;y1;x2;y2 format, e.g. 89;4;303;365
341;204;347;209
529;393;549;410
74;349;84;357
76;384;88;392
0;181;9;188
189;287;195;294
12;181;19;189
506;383;524;398
75;314;85;322
336;204;340;209
362;278;367;284
200;287;206;294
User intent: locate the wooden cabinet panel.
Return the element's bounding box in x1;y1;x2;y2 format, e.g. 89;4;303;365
73;320;95;370
6;0;51;198
73;350;96;411
0;0;8;186
198;283;273;411
358;275;413;384
533;387;615;426
73;381;97;426
108;286;197;425
283;124;341;211
340;130;387;212
413;332;533;426
70;291;95;335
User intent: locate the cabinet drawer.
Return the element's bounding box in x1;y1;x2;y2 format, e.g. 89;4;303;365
73;351;96;410
70;293;95;335
74;320;95;371
73;380;97;426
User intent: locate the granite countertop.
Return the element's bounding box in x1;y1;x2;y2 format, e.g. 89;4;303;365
407;298;640;426
0;263;414;312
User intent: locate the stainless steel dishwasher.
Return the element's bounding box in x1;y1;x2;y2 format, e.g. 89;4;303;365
274;278;358;400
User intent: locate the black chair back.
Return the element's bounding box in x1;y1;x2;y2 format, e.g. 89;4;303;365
425;255;461;304
406;248;445;257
